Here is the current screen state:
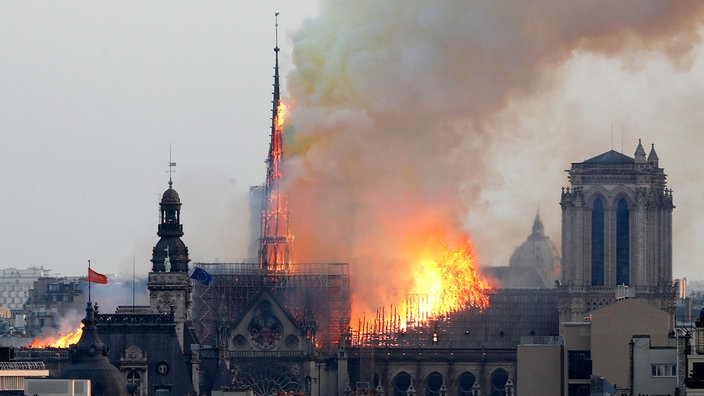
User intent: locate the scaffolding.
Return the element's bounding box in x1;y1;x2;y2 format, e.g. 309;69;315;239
192;261;350;351
351;289;559;349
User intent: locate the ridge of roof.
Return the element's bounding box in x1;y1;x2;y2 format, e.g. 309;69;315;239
583;150;634;164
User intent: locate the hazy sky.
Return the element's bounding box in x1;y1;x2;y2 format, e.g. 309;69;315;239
3;1;704;289
1;2;320;276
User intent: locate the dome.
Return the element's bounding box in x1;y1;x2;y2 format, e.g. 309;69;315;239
151;238;190;272
161;187;181;205
509;213;560;286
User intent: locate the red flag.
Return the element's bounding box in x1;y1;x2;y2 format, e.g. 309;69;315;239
88;268;108;284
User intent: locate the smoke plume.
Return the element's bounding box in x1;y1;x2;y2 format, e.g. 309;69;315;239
285;1;704;316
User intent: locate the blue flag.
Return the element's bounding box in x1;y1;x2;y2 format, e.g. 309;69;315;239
190;267;212;285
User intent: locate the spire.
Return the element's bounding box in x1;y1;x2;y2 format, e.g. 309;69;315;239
634;138;646;164
259;13;293;274
647;143;659;167
272;12;280;127
531;210;544;238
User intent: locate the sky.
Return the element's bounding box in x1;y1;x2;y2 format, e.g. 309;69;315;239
1;1;320;277
2;1;704;300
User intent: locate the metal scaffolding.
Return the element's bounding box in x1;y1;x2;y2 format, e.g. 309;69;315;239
351;289;559;349
192;262;350;351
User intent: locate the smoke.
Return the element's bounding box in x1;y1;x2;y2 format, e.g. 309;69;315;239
284;1;704;315
80;276;149;314
33;308;84;340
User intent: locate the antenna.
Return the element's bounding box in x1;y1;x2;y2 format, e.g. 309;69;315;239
621;125;624;153
88;259;92;303
611;121;614;150
167;144;176;188
132;252;135;309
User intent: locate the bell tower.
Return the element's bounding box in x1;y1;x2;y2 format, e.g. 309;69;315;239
147;160;193;350
558;140;675;323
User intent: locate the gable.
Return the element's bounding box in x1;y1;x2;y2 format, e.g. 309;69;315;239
227;290;308;353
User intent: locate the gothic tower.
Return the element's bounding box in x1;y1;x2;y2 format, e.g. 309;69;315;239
147;168;192;350
558;140;675;323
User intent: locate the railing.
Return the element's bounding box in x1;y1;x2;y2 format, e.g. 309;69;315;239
194;262;349;276
519;336;563;346
226;350;308;359
348;347;517;362
0;361;46;370
12;348;68;360
97;312;173;324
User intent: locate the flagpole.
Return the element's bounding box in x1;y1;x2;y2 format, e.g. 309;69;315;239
88;259;91;303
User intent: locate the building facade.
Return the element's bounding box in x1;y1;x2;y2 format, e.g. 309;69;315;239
0;267;49;313
24;276;84;336
517;298;676;396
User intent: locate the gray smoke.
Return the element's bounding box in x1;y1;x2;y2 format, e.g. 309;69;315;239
284;1;704;315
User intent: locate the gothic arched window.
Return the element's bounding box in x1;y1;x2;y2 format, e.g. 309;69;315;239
491;368;509;396
425;371;443;395
591;198;605;286
457;371;477;396
616;198;630;285
392;372;412;396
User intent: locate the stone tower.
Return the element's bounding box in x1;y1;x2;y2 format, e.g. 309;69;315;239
558;140;675;323
147;172;192;350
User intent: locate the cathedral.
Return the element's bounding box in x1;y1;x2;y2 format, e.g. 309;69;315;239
18;31;678;396
83;51;680;396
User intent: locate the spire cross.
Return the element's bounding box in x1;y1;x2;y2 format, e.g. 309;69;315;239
275;12;280;52
167;146;176;188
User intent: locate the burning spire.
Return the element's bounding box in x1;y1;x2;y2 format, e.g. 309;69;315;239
258;12;293;274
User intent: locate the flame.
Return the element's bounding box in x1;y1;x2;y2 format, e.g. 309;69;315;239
275;102;287;130
352;230;494;337
398;235;493;329
25;324;84;348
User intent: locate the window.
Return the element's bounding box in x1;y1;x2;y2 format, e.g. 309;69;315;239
568;383;590;396
490;368;509;396
568;350;592;379
651;364;676;377
425;372;443;396
616;198;629;285
591;198;605;285
127;370;141;395
392;372;412;396
457;372;477;396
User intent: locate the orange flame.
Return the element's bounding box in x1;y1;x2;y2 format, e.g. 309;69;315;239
398;236;492;329
25;324;84;348
352;229;494;336
275;102;287;130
